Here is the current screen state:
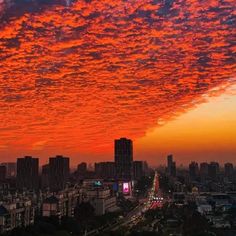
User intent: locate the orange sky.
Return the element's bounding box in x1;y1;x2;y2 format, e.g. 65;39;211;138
0;0;235;166
136;85;236;166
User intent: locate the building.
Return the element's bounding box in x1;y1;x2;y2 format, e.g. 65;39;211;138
209;162;220;181
0;166;6;182
167;154;173;174
0;163;16;178
77;162;87;175
83;186;118;216
49;155;70;192
167;155;176;177
114;138;133;180
95;162;115;179
42;187;80;219
16;156;39;190
41;164;50;189
189;162;199;181
200;162;209;181
133;161;145;180
0;199;34;234
224;163;234;180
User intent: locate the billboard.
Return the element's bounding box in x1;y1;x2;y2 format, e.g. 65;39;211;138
123;182;130;194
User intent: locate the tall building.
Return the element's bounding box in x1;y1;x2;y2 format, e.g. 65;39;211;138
114;138;133;180
189;162;199;181
224;163;234;179
171;161;177;177
167;154;173;174
167;154;176;177
208;162;220;181
49;155;70;192
200;162;209;181
16;156;39;190
95;162;115;179
41;164;50;189
0;165;6;182
133;161;145;180
0;162;16;178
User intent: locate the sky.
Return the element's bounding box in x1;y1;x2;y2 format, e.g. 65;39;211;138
0;0;235;166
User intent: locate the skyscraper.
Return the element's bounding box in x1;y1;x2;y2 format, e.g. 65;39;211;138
167;154;173;174
208;162;220;181
114;138;133;180
16;156;39;190
189;161;199;181
200;162;209;181
167;154;176;177
41;164;50;189
49;155;70;192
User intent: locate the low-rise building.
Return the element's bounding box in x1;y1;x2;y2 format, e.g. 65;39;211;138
42;187;80;218
0;198;34;234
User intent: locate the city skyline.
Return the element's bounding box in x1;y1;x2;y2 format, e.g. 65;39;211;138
0;0;235;166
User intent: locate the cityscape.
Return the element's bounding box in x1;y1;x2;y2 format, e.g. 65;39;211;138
0;0;236;236
0;138;236;236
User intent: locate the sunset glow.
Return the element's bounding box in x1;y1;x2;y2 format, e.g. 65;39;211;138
0;0;235;165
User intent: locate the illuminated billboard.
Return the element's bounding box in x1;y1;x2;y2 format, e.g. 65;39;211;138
123;182;130;194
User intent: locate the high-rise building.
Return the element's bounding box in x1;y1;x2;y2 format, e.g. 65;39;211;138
167;154;176;177
95;162;115;179
114;138;133;180
49;155;70;191
200;162;209;181
0;165;6;181
189;162;199;181
208;162;220;181
171;161;177;177
16;156;39;190
41;164;50;189
224;163;234;179
167;154;173;174
133;161;145;180
0;162;16;178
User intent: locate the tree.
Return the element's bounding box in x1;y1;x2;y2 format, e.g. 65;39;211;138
74;202;95;222
183;211;209;236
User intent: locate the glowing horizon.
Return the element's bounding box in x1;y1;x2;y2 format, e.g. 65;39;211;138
0;0;235;166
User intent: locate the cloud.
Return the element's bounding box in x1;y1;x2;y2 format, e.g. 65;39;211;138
0;0;235;158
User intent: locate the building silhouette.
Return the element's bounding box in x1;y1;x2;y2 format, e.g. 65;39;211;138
95;162;115;179
133;161;145;180
114;138;133;180
41;164;50;189
0;162;16;178
189;161;199;181
77;162;87;174
224;163;234;180
209;162;220;181
200;162;209;181
16;156;39;190
49;155;70;192
0;165;6;182
167;154;176;177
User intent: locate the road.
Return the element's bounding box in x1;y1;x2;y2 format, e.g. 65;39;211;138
149;171;164;209
89;172;163;235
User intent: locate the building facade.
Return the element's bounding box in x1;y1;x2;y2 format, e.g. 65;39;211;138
114;138;133;180
16;156;39;190
49;155;70;192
